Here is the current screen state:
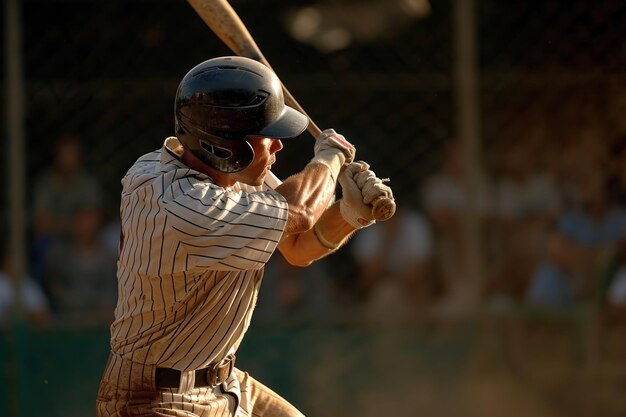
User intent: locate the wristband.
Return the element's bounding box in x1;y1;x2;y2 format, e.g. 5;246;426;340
313;222;341;250
309;149;345;182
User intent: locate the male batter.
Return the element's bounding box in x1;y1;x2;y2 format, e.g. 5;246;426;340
96;56;393;417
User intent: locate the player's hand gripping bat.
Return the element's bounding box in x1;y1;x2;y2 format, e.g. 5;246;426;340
187;0;396;222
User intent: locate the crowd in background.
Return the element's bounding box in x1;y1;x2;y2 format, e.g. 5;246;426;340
0;134;118;327
3;119;626;329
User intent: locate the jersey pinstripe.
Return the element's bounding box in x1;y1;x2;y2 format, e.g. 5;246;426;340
110;137;288;371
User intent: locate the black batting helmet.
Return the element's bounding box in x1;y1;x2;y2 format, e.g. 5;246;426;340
174;56;308;173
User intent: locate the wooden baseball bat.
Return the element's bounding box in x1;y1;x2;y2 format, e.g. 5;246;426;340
187;0;396;222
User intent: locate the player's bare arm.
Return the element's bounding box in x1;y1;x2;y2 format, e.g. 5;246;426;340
274;129;350;234
278;200;354;266
274;129;354;263
275;163;337;235
274;128;354;230
278;157;394;266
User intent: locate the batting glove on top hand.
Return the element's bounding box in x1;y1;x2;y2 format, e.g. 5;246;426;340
338;161;394;229
310;128;356;181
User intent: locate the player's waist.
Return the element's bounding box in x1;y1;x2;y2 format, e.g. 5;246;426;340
101;351;236;391
155;354;236;389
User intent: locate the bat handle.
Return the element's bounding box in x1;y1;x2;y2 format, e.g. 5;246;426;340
371;195;396;222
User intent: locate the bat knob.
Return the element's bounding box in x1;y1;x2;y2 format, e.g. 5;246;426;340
372;196;396;222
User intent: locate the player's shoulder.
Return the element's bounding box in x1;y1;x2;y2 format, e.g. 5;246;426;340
121;147;169;193
124;149;160;173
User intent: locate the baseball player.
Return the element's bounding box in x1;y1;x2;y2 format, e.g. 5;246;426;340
96;56;393;417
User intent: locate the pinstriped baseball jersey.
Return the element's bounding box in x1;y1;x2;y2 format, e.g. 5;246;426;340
109;137;288;371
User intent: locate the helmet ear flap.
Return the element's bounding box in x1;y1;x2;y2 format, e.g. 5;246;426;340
197;137;254;173
176;115;255;173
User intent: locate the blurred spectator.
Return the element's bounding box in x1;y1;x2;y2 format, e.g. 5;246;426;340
487;141;562;306
350;205;435;323
421;140;492;316
43;205;117;324
33;133;104;238
527;166;626;308
255;255;336;320
555;127;610;210
31;133;104;290
0;241;49;326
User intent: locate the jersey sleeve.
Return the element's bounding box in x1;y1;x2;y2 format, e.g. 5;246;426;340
162;174;289;272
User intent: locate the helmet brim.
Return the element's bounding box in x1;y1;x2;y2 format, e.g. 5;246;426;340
256;106;309;140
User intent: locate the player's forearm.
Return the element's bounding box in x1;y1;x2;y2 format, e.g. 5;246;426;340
274;162;338;235
278;201;356;266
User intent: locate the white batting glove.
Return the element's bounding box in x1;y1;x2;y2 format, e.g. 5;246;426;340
310;128;356;181
353;163;393;204
338;161;393;229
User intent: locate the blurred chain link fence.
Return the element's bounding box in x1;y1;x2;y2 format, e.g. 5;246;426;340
5;0;626;197
10;0;624;211
10;0;458;213
3;0;626;416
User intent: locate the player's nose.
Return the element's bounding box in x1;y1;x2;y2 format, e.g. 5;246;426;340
271;139;283;153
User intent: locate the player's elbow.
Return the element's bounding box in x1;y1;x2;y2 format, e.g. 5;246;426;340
278;234;315;267
285;205;316;234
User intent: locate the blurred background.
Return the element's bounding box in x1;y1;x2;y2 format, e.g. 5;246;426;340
2;0;626;416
